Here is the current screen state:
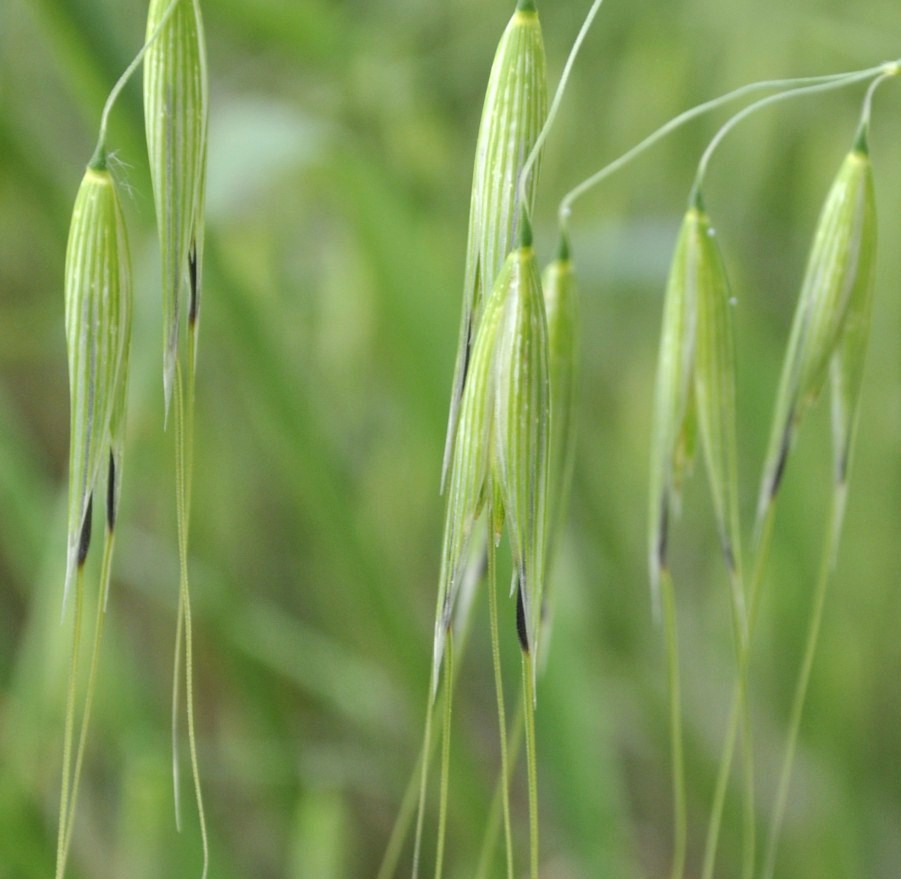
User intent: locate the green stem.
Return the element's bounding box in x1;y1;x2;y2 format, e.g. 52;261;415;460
702;503;777;879
90;0;183;167
518;0;607;213
55;567;85;879
61;528;116;863
690;68;889;196
522;652;539;879
558;63;894;228
661;570;686;879
171;597;185;830
487;528;515;879
724;565;755;879
174;364;209;878
759;491;842;879
474;699;525;879
433;631;454;879
379;543;485;879
412;646;441;879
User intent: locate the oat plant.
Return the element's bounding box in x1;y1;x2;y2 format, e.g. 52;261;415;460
55;1;209;876
143;0;210;872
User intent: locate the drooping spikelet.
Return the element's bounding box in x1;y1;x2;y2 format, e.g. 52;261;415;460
757;138;876;522
144;0;208;412
63;160;132;608
649;200;742;621
442;0;548;489
542;237;578;555
434;222;549;687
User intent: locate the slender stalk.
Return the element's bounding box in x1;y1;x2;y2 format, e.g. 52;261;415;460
380;544;485;879
173;364;209;878
412;647;442;879
378;745;423;879
474;698;526;879
433;631;454;879
518;0;607;213
54;567;85;879
171;597;185;830
660;569;686;879
690;68;889;197
60;529;116;863
760;489;843;879
521;651;539;879
90;0;183;167
702;503;777;879
486;528;515;879
724;565;755;879
558;63;894;229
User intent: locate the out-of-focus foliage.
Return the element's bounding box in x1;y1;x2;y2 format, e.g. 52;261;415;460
1;0;900;877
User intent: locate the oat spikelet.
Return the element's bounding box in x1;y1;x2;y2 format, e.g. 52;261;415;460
144;0;208;414
757;142;876;522
442;1;547;489
63;162;131;609
434;230;549;688
649;201;742;625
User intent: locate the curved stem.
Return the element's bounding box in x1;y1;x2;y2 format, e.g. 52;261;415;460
518;0;607;216
474;698;525;879
61;529;116;863
522;651;539;879
433;631;454;879
54;567;85;879
171;597;185;830
91;0;183;166
174;364;209;878
661;569;686;879
486;528;515;879
558;64;893;229
690;67;888;197
760;491;842;879
856;65;899;146
380;541;485;879
412;652;440;878
702;503;777;879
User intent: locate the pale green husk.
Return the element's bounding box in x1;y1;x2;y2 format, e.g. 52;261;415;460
442;5;548;489
63;167;131;607
757;147;876;521
144;0;209;413
649;206;741;616
542;249;578;557
434;245;549;687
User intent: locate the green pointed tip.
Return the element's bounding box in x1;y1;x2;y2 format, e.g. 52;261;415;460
688;183;705;212
516;0;537;12
556;231;570;263
88;144;108;172
519;210;533;249
853;119;870;155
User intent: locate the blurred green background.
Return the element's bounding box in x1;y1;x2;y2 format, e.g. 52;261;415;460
1;0;900;877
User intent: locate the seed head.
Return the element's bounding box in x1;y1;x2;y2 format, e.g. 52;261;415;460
63;164;132;608
434;243;550;687
144;0;209;414
442;2;548;489
649;205;741;618
757;143;876;520
541;239;578;559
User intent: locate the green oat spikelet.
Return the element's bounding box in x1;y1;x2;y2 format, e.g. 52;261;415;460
442;0;548;489
63;159;132;609
829;125;878;527
542;235;578;556
434;222;549;687
144;0;209;414
649;201;743;623
756;139;876;522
